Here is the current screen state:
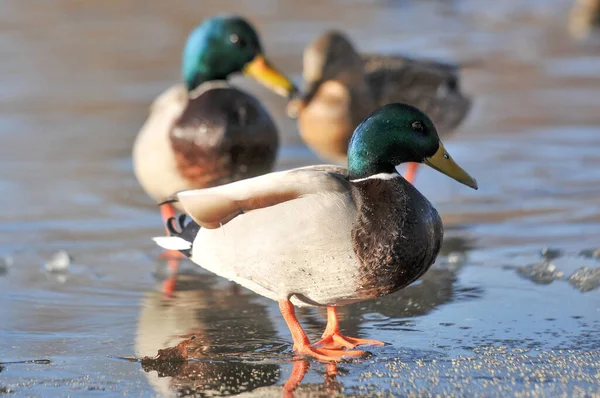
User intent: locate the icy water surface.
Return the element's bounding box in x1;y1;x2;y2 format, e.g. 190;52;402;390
1;0;600;396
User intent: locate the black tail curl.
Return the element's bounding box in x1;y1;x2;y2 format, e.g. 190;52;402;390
165;214;201;258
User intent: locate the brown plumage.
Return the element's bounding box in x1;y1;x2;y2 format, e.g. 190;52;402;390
133;82;279;208
169;86;278;189
363;54;470;133
568;0;600;39
288;31;472;164
351;177;443;298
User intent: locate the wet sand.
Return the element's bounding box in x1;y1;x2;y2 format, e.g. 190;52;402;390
1;0;600;396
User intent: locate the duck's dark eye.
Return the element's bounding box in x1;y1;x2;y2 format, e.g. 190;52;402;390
229;33;247;49
411;121;425;132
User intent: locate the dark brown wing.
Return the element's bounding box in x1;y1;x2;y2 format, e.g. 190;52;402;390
170;87;279;188
364;54;460;75
363;54;471;133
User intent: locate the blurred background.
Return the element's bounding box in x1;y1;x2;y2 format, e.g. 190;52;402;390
1;0;599;396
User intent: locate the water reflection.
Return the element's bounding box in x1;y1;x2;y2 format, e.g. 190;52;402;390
136;273;282;396
242;361;343;398
141;358;280;397
136;235;474;396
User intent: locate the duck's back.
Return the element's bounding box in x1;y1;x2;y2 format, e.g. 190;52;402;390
364;54;471;133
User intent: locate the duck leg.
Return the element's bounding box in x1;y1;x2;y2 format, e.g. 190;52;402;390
159;203;187;260
158;203;185;295
312;307;385;349
161;258;180;297
279;300;365;362
283;361;340;397
403;162;420;184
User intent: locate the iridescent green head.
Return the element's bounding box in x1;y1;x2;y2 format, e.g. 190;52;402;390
347;103;478;189
182;15;296;96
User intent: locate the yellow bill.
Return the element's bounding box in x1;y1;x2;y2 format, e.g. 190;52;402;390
423;142;478;190
243;54;297;98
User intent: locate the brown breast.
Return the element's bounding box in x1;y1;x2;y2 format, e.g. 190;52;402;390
350;176;443;299
297;80;371;163
170;87;279;189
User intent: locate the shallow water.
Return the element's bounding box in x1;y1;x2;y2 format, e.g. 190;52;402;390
1;0;600;396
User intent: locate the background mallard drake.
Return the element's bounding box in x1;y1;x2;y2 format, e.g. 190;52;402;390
133;15;296;291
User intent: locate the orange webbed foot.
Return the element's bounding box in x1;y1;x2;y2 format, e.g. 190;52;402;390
312;333;385;350
295;344;366;362
313;307;385;349
279;301;368;363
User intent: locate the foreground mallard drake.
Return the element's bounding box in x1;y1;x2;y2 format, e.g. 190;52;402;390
287;30;471;184
133;15;296;257
154;103;478;361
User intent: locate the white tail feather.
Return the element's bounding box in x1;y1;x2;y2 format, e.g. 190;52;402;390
153;236;192;251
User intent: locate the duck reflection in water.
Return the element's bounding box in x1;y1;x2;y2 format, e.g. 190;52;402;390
137;235;473;396
136;273;282;396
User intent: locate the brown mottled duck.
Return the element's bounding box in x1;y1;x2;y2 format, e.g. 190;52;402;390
287;31;471;184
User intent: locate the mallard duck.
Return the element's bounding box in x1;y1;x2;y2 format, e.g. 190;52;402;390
133;15;296;255
154;103;478;362
287;30;471;184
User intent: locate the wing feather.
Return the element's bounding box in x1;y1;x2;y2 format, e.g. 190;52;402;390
363;54;471;132
177;165;349;228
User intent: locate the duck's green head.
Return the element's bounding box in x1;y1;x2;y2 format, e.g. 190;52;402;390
347;103;478;189
182;15;296;97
